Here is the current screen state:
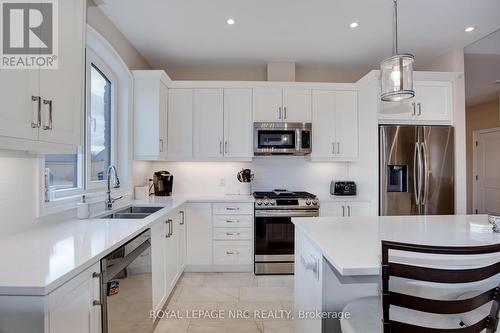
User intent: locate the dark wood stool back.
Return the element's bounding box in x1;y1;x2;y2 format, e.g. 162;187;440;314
382;241;500;333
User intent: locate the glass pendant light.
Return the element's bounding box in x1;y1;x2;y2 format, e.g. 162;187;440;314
380;0;414;102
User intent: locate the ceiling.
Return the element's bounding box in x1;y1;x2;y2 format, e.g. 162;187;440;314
465;29;500;106
98;0;500;75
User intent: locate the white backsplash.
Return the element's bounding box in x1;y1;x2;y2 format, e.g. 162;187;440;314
0;152;38;237
146;157;354;197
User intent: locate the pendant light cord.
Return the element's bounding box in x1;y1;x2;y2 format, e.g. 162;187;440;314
393;0;398;55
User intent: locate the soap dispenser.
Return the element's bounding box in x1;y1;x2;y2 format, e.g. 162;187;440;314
77;195;90;219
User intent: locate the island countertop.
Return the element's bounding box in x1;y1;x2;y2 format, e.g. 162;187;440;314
292;215;500;276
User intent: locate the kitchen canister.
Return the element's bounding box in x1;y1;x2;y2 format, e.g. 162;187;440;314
239;182;252;196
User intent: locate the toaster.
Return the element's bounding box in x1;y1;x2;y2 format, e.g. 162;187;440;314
331;181;357;196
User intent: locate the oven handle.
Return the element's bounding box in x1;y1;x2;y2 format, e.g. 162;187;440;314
255;210;319;217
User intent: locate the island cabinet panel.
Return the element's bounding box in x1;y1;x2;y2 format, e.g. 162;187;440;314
294;228;323;333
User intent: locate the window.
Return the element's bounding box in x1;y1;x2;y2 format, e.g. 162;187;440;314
43;49;117;197
89;65;112;182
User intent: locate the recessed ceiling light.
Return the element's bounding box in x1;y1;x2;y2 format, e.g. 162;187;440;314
465;26;475;32
349;22;359;28
226;18;236;25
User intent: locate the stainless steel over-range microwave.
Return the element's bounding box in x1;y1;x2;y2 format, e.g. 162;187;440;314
253;122;312;155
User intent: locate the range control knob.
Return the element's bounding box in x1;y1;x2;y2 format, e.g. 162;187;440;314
270;201;276;206
312;199;319;206
264;199;269;206
257;200;263;206
305;199;311;205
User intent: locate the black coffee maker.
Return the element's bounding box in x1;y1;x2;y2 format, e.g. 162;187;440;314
152;171;173;196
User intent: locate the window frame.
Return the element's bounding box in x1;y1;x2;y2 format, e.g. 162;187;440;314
85;48;118;191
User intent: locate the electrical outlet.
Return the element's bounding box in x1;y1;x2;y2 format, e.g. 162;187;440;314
219;178;226;186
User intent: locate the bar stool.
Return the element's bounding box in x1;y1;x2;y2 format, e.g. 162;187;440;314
341;241;500;333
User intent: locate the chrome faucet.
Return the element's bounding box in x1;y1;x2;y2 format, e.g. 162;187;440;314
106;165;123;210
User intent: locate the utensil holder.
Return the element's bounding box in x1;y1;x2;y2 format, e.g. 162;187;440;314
239;182;251;196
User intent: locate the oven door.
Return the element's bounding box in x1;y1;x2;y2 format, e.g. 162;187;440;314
254;209;318;274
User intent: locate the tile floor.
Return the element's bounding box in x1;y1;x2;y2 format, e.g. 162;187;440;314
154;273;295;333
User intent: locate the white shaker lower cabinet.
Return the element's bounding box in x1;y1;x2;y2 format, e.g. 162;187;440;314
186;203;213;266
311;90;359;161
48;263;101;333
151;220;168;312
320;201;371;217
295;228;323;333
0;262;101;333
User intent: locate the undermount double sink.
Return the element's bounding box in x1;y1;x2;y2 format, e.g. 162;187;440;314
100;206;164;219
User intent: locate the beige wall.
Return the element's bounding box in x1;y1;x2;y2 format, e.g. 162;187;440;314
166;64;371;82
466;98;500;213
86;0;151;70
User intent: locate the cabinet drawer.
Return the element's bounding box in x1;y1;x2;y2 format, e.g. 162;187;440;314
213;227;253;240
213;241;252;265
213;203;253;215
213;215;253;228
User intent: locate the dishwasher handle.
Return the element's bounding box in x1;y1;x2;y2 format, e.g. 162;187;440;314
104;238;151;281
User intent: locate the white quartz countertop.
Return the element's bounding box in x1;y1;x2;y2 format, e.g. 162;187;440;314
0;195;253;296
292;215;500;277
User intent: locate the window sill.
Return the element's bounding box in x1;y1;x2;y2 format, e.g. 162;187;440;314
38;187;133;218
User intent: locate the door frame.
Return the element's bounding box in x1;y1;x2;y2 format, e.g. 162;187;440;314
472;127;500;214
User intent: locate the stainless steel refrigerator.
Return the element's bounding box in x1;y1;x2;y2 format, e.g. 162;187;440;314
379;125;455;216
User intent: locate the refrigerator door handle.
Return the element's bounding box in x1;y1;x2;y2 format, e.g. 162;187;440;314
421;142;429;205
413;142;421;206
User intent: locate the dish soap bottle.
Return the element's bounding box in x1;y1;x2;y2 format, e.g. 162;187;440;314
77;195;90;219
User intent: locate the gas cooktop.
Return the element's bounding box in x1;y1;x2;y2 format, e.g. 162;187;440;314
253;189;317;199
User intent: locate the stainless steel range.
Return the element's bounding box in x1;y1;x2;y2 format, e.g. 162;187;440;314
253;190;319;275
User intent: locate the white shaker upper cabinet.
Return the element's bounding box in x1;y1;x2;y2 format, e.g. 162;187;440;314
133;71;169;160
193;89;224;158
253;88;312;122
0;70;39;141
253;88;283;122
38;0;85;146
282;88;312;122
379;81;452;124
168;89;193;160
311;90;358;161
223;89;253;160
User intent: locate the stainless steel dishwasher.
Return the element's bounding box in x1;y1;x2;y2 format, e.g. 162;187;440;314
100;229;152;333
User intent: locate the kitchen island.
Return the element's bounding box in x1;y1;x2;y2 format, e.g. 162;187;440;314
292;215;500;333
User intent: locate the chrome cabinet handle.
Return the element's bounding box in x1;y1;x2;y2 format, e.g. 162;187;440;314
332;142;335;154
225;141;228;154
220;141;223;155
284;107;287;120
31;96;41;128
226;220;239;223
411;102;416;116
92;300;102;306
417;103;422;116
159;139;164;152
226;207;240;211
342;206;345;217
226;250;239;255
179;211;185;225
92;272;101;278
278;107;282;120
169;219;173;237
165;219;173;238
226;232;240;236
42;99;53;130
347;206;351;217
337;142;340;155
